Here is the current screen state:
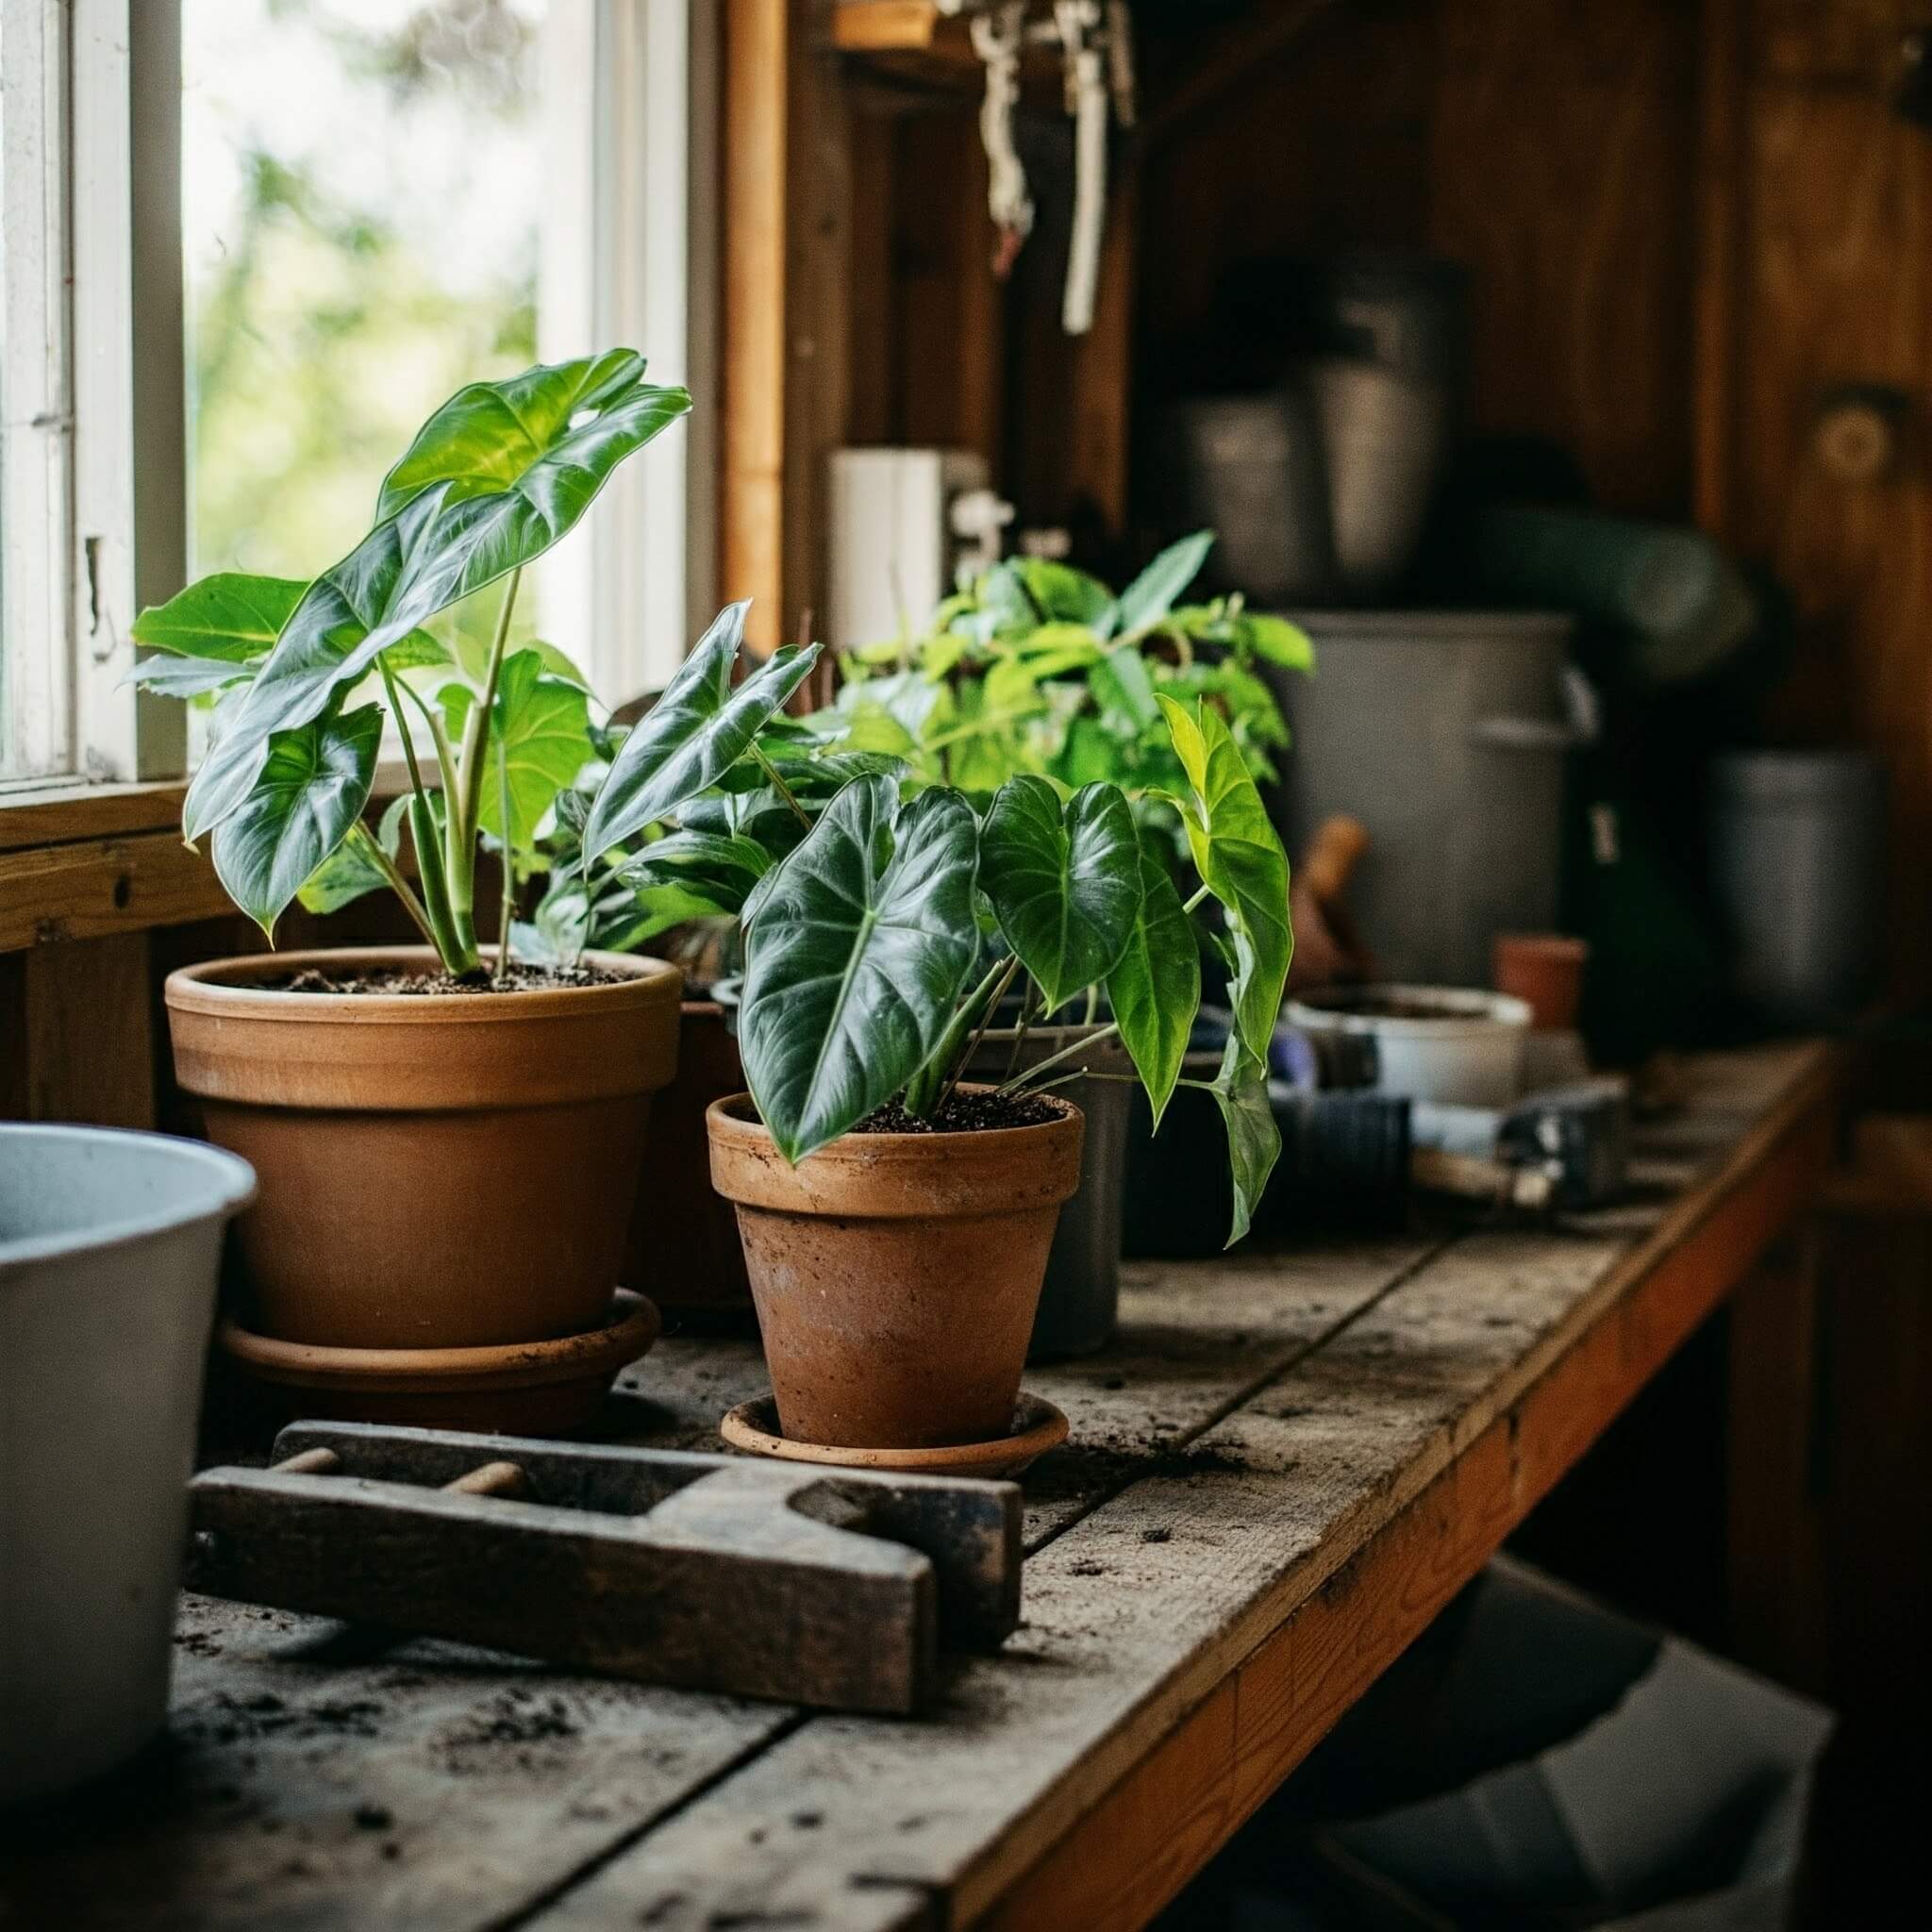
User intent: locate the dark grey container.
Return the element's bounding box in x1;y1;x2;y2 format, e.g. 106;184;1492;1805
967;1023;1129;1360
1270;610;1580;989
1708;751;1886;1026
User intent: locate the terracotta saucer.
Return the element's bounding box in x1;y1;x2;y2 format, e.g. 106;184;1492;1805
718;1391;1069;1479
218;1290;660;1435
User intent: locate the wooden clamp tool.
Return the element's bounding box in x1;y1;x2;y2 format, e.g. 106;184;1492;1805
188;1422;1023;1717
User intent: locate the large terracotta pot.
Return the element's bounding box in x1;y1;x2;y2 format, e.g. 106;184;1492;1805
706;1091;1084;1449
165;947;681;1350
624;1002;753;1321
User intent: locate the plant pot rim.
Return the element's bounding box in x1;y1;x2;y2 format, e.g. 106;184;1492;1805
217;1288;660;1391
708;1086;1082;1152
1289;984;1532;1038
165;945;683;1025
0;1121;256;1274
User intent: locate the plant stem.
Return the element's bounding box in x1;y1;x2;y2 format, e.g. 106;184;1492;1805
1003;978;1041;1083
937;953;1021;1112
996;1019;1121;1094
376;655;465;970
446;568;521;973
347;823;438;949
493;738;516;986
749;741;811;828
1182;882;1210;914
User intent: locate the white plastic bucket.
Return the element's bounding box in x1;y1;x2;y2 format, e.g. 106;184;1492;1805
2;1124;254;1805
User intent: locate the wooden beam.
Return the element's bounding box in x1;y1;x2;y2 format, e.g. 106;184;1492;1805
0;828;230;951
1692;0;1746;535
719;0;791;650
7;934;158;1127
1141;0;1341;145
0;780;186;852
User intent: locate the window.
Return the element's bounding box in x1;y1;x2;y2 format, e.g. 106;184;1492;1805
1;0;708;791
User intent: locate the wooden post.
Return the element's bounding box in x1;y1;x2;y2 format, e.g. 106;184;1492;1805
720;0;791;651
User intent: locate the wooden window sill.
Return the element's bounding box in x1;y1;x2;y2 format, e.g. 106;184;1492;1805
0;765;418;951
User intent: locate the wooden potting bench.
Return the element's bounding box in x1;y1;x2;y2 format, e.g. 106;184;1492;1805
1;1041;1840;1932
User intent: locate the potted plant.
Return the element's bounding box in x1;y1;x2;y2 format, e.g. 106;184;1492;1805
701;694;1293;1456
820;534;1314;1352
133;350;725;1429
3;1123;254;1802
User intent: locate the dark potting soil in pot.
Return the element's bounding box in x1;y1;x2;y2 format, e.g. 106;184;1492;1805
261;963;634;996
852;1091;1062;1135
1316;991;1482;1022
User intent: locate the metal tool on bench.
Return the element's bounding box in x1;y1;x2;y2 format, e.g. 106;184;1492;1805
188;1422;1022;1717
1411;1079;1634;1214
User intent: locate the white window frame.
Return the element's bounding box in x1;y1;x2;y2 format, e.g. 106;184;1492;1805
540;0;717;704
2;0;710;793
2;0;177;789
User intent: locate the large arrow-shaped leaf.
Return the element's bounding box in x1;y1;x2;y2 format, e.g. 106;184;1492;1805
580;602;822;867
1105;829;1201;1127
211;705;383;939
181;355;690;845
441;649;592;851
739;775;980;1163
375;349;651;518
1158;693;1292;1063
979;774;1141;1011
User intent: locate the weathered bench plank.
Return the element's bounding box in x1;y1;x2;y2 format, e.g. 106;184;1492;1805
532;1043;1833;1932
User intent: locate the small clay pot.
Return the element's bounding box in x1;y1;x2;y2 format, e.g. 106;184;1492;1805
624;1002;753;1323
1493;933;1591;1032
706;1091;1085;1450
165;947;682;1357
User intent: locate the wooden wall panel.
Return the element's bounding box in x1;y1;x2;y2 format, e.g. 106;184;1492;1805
1427;0;1699;517
1710;0;1932;977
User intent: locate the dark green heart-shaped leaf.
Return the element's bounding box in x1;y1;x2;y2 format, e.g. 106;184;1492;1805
980;774;1141;1011
1158;694;1292;1063
1105;830;1200;1127
182;354;689;845
440;650;591;851
739;775;980;1163
1208;1032;1280;1247
211;705;383;938
1103;530;1214;641
581;603;821;866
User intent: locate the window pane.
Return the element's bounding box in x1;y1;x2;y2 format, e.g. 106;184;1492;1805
181;0;552;658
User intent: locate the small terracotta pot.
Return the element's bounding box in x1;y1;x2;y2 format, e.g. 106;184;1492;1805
624;1002;753;1322
1493;933;1591;1032
166;947;681;1352
706;1091;1085;1450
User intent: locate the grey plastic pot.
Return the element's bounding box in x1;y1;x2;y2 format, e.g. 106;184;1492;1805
965;1023;1130;1360
1;1124;255;1805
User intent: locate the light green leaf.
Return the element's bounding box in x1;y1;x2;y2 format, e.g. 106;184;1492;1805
1105;530;1214;641
126;655;256;698
979;774;1141;1011
211;706;383;938
1105;831;1200;1127
1158;693;1292;1062
1239;612;1315;671
296;792;411;915
182;353;689;844
441;649;592;850
738;775;980;1163
1207;1032;1280;1247
1090;646;1159;729
130;574;305;660
1019;559;1113;626
580;601;821;867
